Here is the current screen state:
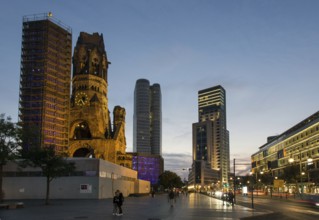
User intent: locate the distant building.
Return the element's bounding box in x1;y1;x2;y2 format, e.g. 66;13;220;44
251;111;319;194
129;153;164;185
189;85;230;191
18;13;72;153
133;79;162;155
133;79;163;185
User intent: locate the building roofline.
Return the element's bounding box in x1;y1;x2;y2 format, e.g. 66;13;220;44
252;110;319;156
23;12;72;34
198;85;225;94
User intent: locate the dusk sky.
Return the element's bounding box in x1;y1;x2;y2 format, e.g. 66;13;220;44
1;0;319;179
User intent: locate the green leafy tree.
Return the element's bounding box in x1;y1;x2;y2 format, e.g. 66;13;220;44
0;114;20;201
159;170;184;189
282;164;300;184
260;172;274;186
20;146;75;205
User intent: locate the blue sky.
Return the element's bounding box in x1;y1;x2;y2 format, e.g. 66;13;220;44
1;0;319;179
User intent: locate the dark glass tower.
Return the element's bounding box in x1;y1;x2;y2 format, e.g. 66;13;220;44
133;79;163;186
19;13;72;153
133;79;162;155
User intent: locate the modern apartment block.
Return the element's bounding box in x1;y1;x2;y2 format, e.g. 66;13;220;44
189;85;230;191
133;79;163;185
251;111;319;193
18;13;72;153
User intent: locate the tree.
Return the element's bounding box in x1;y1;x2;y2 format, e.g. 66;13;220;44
158;170;184;189
20;146;75;205
0;114;20;202
282;164;300;184
281;164;301;195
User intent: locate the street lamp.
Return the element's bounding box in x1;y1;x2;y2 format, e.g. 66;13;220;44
251;170;263;197
111;172;114;195
249;171;255;209
288;151;305;197
288;150;314;197
307;158;314;187
233;159;252;207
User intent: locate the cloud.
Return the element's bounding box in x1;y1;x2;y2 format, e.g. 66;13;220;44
230;154;251;176
162;152;192;180
162;152;253;180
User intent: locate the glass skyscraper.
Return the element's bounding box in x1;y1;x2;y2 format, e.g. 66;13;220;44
133;79;162;155
133;79;163;186
189;85;230;191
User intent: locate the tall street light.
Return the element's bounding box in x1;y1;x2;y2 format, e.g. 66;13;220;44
288;150;312;198
288;156;302;196
233;158;252;207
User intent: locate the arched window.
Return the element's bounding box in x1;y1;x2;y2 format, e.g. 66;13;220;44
74;122;92;139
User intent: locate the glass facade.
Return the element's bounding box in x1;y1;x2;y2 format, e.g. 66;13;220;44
132;155;163;185
196;125;208;160
189;85;230;190
133;79;162;156
251;111;319;180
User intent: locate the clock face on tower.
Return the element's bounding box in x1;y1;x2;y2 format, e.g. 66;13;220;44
75;92;89;106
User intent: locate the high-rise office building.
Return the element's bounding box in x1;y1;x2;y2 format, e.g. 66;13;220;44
133;79;162;155
189;85;230;191
19;13;72;153
133;79;163;185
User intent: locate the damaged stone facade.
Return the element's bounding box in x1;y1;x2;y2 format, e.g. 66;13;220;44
68;32;131;168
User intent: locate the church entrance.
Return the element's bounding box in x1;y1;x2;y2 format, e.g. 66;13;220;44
73;147;95;158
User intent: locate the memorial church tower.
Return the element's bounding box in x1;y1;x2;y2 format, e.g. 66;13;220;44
68;32;130;167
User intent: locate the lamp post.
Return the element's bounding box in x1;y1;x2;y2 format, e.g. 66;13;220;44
251;170;263;197
306;158;313;193
248;172;255;209
299;153;303;196
255;172;258;197
288;156;302;197
111;172;114;196
288;150;313;198
233;158;252;207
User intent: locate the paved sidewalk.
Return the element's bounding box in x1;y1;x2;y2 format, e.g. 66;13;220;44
0;193;271;220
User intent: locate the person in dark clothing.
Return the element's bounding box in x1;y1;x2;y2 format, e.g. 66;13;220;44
228;191;234;206
151;190;155;198
112;190;119;215
117;191;124;216
168;189;175;207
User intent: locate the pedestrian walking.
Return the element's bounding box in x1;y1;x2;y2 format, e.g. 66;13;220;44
228;191;234;206
112;190;119;215
117;190;124;216
168;189;175;207
151;190;155;198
